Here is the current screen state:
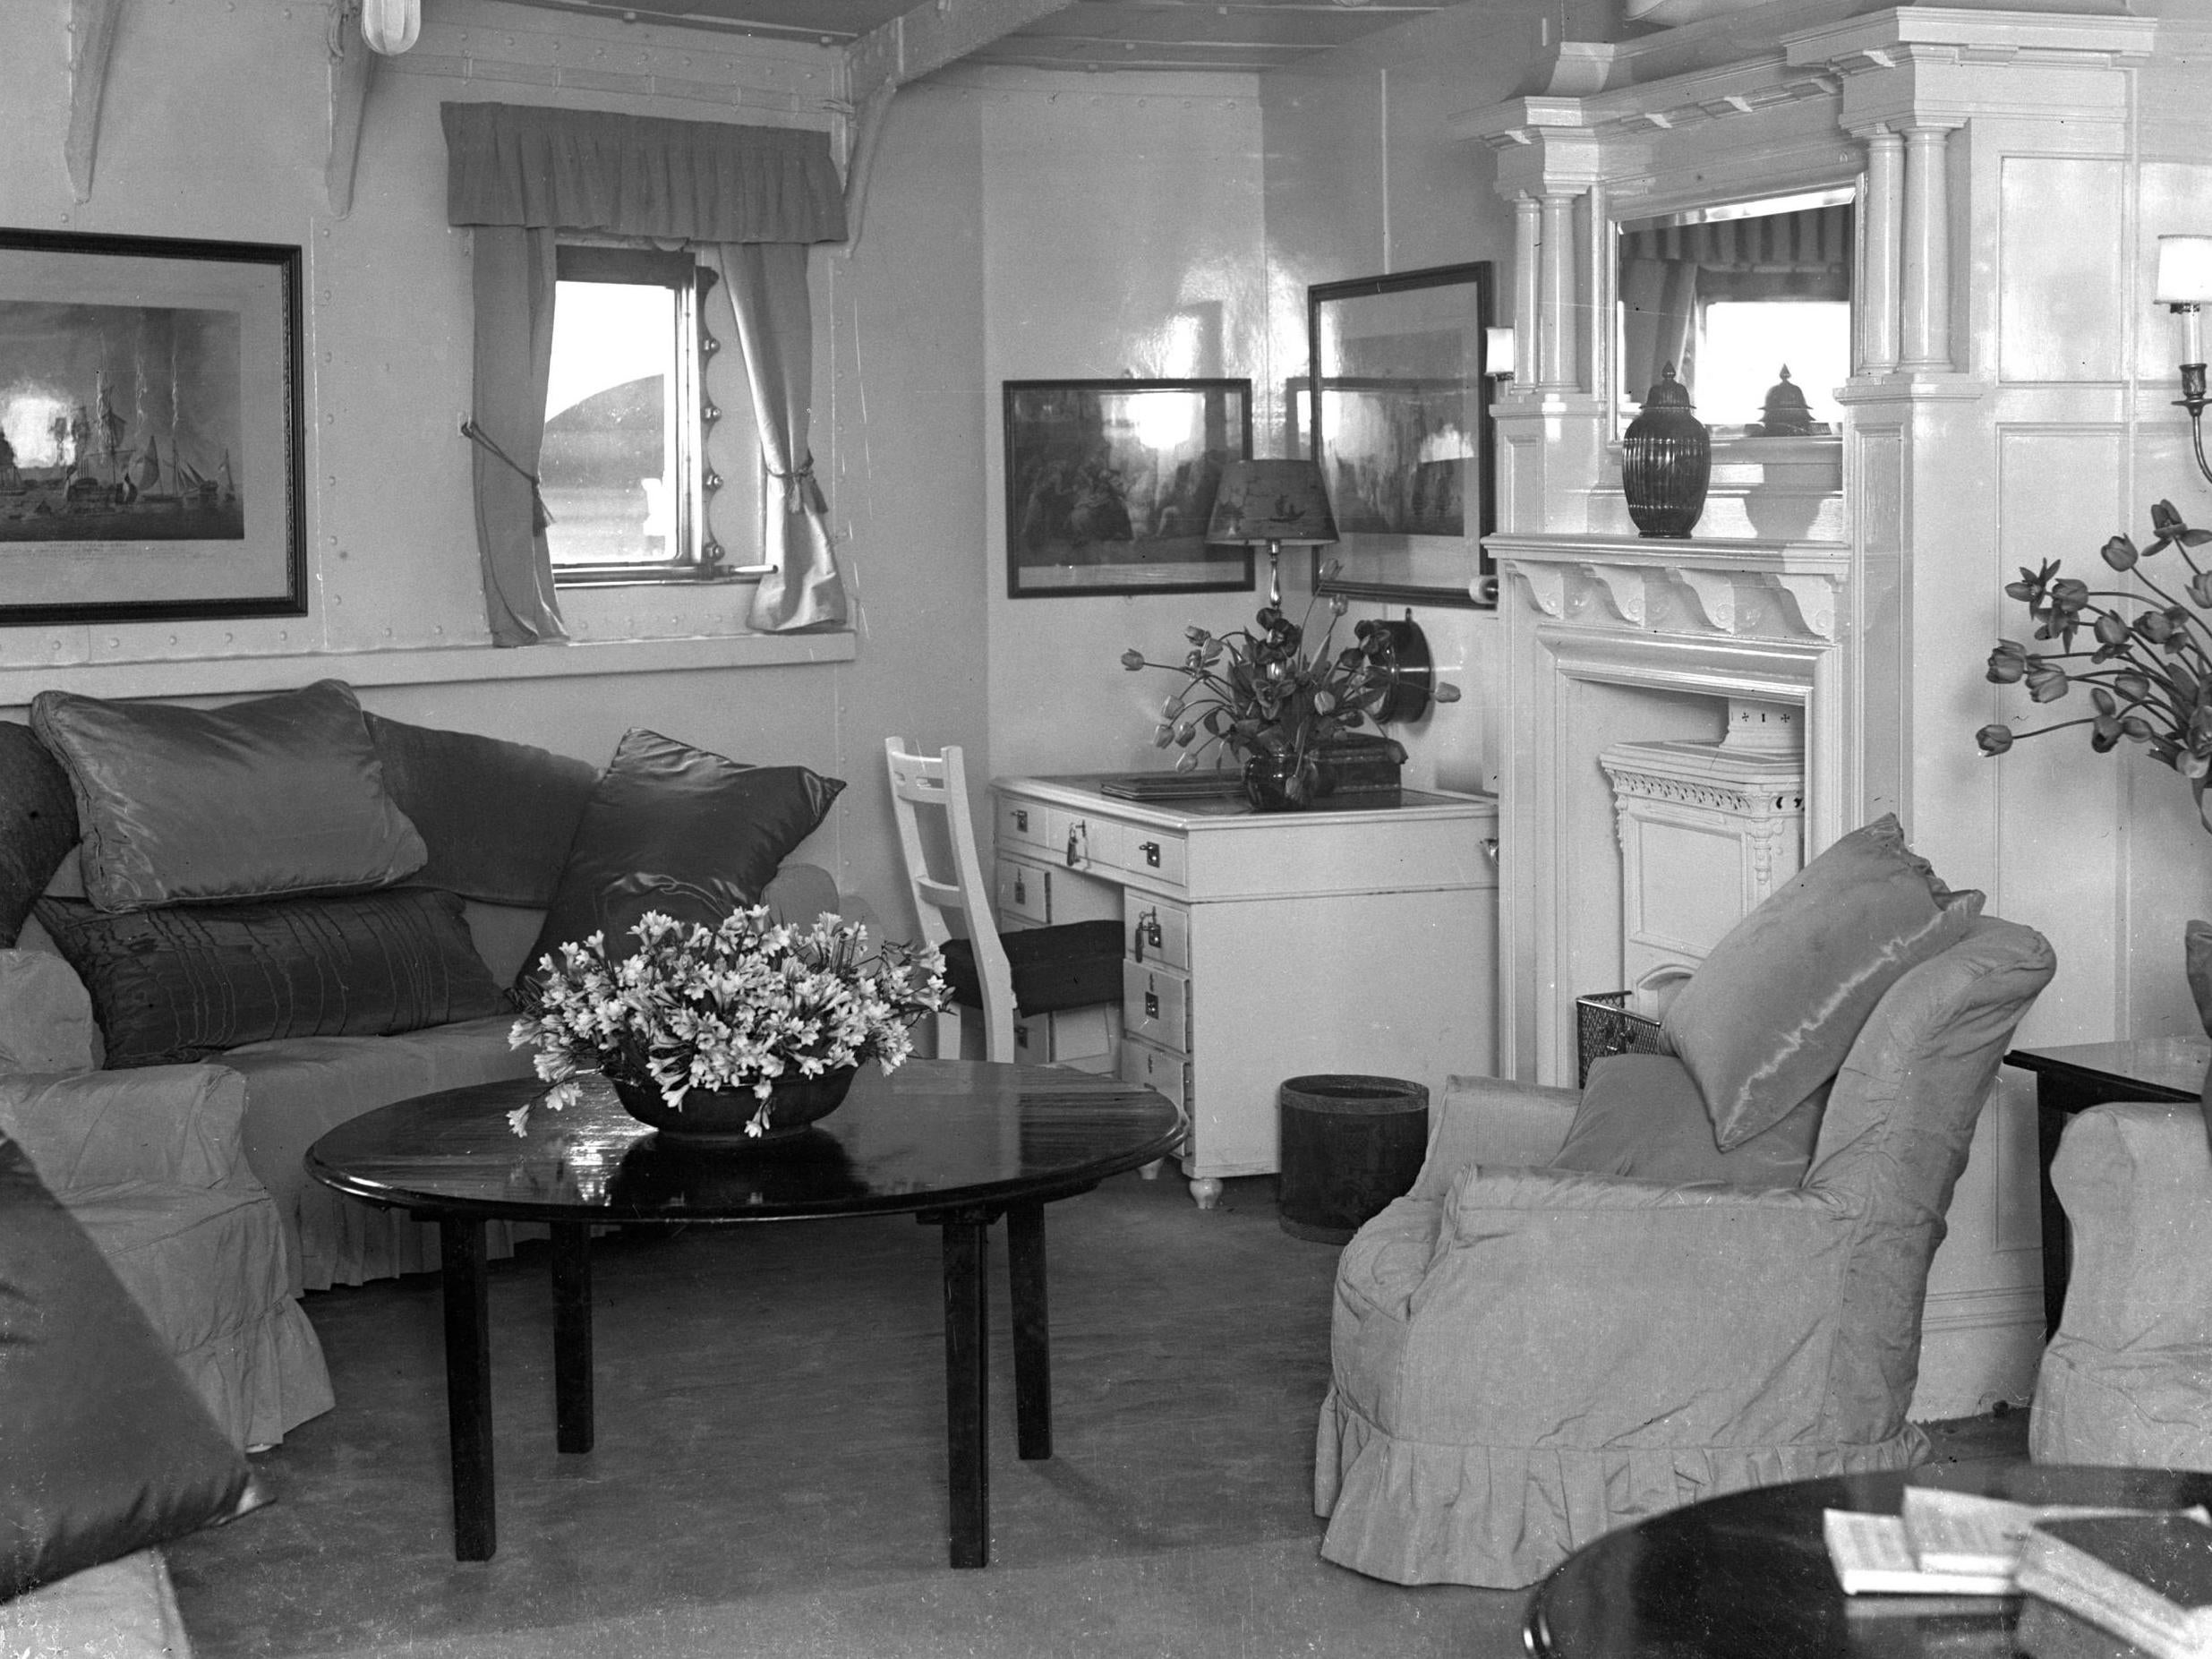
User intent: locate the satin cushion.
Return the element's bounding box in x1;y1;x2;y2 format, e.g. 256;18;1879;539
1549;1052;1828;1189
0;1134;252;1599
523;729;843;983
0;723;78;948
364;714;599;907
1661;814;1981;1150
30;680;426;912
33;887;503;1068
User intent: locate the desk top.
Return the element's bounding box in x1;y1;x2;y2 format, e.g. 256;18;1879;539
1001;773;1498;826
306;1061;1185;1225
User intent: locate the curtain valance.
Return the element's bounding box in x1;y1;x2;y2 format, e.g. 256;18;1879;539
1620;206;1849;276
441;103;848;244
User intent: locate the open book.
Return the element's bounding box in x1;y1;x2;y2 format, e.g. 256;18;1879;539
1825;1490;2212;1597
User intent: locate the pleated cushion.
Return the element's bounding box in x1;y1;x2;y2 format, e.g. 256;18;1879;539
34;887;503;1067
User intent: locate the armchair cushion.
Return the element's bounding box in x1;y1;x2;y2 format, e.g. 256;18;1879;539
0;1135;252;1600
1662;815;1980;1149
522;729;843;986
0;947;98;1074
30;680;425;912
0;1065;249;1191
1550;1052;1827;1189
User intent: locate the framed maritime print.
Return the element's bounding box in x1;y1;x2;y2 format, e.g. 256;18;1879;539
0;228;306;626
1003;379;1253;598
1307;261;1497;609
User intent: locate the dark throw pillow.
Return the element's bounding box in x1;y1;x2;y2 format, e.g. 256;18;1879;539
33;887;504;1068
364;714;600;908
1661;814;1981;1150
0;1135;252;1599
1549;1052;1827;1190
523;730;844;984
30;680;426;912
0;723;77;948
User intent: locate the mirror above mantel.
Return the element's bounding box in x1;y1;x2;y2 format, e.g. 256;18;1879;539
1614;186;1855;443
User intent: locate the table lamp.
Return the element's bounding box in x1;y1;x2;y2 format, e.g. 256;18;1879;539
1206;458;1338;606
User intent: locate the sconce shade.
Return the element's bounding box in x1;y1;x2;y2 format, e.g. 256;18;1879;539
361;0;421;55
1484;327;1517;378
2156;235;2212;305
1206;459;1338;547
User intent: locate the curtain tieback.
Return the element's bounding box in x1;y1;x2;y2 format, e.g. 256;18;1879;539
461;418;556;532
768;456;827;515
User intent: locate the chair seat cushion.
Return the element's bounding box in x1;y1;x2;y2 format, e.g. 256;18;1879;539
941;919;1123;1016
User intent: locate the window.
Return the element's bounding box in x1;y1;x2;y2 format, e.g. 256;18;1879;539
539;245;757;586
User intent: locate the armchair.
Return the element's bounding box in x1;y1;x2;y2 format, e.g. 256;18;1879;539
1313;912;2055;1588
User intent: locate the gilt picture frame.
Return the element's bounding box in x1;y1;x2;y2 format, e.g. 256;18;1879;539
1307;261;1497;609
0;227;306;626
1004;379;1253;598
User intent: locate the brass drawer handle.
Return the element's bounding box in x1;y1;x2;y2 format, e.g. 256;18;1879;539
1134;907;1162;964
1065;820;1088;867
1013;808;1029;834
1144;988;1159;1020
1138;838;1163;868
1013;870;1027;906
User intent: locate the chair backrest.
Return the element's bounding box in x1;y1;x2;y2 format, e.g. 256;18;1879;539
883;738;1016;1063
1802;911;2056;1426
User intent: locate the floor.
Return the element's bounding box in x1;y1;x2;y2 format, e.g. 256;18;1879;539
165;1171;2030;1659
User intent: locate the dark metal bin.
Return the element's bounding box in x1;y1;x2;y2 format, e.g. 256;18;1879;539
1277;1073;1430;1244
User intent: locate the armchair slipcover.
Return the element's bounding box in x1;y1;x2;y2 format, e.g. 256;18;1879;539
2029;1099;2212;1471
1313;913;2055;1588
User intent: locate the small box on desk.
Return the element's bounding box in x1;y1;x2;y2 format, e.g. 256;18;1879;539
1316;733;1405;797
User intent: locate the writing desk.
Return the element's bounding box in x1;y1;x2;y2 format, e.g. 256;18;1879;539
990;774;1499;1207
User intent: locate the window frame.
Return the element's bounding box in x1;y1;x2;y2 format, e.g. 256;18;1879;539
542;244;743;588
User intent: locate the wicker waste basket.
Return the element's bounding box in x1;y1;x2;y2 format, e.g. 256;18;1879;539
1277;1074;1430;1244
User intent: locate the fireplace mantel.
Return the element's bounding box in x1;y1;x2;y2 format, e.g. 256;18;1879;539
1487;533;1849;640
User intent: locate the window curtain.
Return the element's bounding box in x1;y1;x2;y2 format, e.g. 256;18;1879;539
1619;205;1851;410
442;103;850;643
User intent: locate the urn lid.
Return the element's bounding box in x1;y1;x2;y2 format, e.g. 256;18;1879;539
1640;363;1695;409
1758;365;1815;431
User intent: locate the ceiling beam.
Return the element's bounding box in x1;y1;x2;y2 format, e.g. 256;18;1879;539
65;0;124;201
847;0;1080;101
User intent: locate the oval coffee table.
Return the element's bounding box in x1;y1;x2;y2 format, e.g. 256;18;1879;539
305;1058;1184;1569
1524;1462;2212;1657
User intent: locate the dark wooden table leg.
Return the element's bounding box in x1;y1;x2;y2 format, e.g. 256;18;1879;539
439;1217;496;1561
935;1207;992;1569
2037;1082;2074;1338
551;1222;594;1454
1006;1201;1050;1462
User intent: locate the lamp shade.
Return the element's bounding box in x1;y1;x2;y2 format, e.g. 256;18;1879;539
1206;459;1338;547
2156;235;2212;305
361;0;421;55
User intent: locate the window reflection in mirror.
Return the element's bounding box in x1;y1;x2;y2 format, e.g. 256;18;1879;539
1614;187;1855;437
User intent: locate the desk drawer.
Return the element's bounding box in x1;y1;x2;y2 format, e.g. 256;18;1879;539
995;856;1051;925
1048;808;1120;876
1123;960;1191;1055
1015;1005;1116;1070
1125;894;1191;972
998;797;1051;854
1117;1036;1188;1116
1114;825;1186;888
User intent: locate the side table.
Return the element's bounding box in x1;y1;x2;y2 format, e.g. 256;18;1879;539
2005;1037;2208;1335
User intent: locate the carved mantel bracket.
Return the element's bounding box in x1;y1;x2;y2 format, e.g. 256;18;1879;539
1496;534;1848;645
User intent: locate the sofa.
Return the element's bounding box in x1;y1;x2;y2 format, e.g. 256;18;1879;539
0;681;864;1652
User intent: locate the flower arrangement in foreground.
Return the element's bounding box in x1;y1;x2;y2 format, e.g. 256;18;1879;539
1119;567;1460;800
507;908;947;1138
1979;499;2212;820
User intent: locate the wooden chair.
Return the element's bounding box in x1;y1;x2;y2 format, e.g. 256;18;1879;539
884;738;1123;1065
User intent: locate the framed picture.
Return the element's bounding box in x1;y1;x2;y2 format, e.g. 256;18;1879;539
1004;379;1252;598
0;228;305;626
1307;261;1497;609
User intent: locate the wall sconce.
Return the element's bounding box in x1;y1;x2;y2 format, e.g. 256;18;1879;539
1483;326;1516;383
361;0;421;54
2156;234;2212;483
